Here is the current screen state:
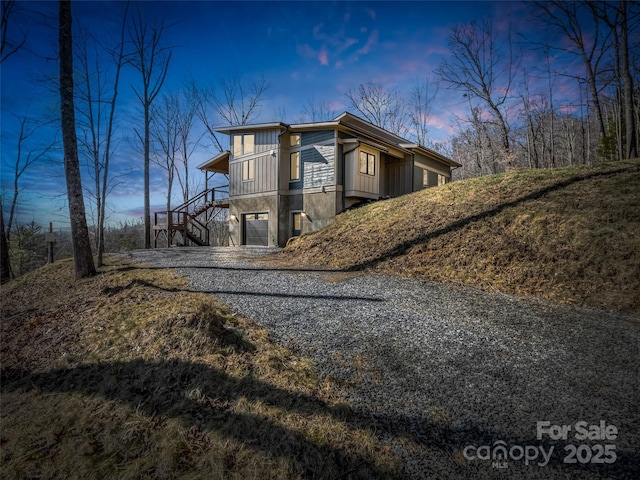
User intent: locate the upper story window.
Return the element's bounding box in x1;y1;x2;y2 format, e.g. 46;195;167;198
290;133;301;147
359;151;376;176
290;152;300;181
242;159;255;181
233;133;255;157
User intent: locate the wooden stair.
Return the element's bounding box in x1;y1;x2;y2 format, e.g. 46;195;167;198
153;185;229;248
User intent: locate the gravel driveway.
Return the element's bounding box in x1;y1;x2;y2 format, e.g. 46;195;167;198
123;246;639;480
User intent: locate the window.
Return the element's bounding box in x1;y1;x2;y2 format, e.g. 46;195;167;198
423;169;439;188
290;152;300;181
233;133;255;156
292;212;302;236
359;151;375;176
242;159;255;181
290;133;301;147
438;174;447;186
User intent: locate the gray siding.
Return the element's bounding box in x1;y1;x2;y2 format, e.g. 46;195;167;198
229;128;281;196
384;155;413;197
336;143;344;185
302;145;335;188
229;154;277;195
413;152;451;177
413;166;425;192
302;130;334;146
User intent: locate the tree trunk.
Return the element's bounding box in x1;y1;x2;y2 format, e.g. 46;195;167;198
620;1;637;159
144;102;151;248
1;202;11;284
59;0;95;278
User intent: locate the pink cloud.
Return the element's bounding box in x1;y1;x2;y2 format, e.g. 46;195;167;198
318;49;329;66
349;29;378;61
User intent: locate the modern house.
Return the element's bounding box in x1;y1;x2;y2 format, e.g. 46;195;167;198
154;112;460;248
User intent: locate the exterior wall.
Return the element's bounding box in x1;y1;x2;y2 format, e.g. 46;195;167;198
344;145;380;199
413;163;451;192
302;143;335;188
229;194;279;247
382;154;413;197
414;152;452;177
286;130;336;191
302;191;339;234
229;129;280;196
278;192;303;246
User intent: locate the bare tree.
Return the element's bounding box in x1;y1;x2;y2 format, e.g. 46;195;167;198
346;80;410;136
4;114;56;242
189;75;268;152
1;0;27;282
76;3;128;266
151;92;180;213
1;199;10;283
174;92;199;203
437;19;515;159
1;0;26;63
409;77;438;146
592;1;638;159
58;0;95;278
128;8;172;249
534;1;611;140
302;97;338;122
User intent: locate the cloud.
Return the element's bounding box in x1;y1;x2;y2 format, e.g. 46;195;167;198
348;29;378;63
296;43;316;59
318;49;329;66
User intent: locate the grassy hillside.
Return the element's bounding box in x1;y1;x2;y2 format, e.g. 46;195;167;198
0;258;401;479
284;159;640;315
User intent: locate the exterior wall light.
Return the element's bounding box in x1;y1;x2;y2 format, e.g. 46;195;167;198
230;214;238;222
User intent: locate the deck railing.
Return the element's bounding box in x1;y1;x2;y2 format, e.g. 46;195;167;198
153;185;228;247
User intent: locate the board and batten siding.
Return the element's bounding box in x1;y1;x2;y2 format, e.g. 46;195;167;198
383;155;413;197
344;145;379;198
229;128;281;196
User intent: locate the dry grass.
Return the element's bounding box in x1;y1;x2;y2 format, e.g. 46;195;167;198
1;257;403;479
283;159;640;315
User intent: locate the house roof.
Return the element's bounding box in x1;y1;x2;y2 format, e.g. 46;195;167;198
399;143;462;168
213;112;460;168
197;150;230;173
213;122;288;135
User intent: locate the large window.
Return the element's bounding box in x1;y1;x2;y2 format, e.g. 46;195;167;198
359;151;375;176
290;152;300;181
423;169;446;188
233;133;255;157
242;159;255;181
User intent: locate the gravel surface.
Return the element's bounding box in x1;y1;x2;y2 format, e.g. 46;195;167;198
122;246;640;479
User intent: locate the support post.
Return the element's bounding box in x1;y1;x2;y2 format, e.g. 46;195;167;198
45;222;57;264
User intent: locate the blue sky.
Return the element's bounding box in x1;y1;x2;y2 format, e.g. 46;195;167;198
1;1;573;230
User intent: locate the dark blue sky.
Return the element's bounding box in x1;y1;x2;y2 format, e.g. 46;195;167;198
1;1;576;229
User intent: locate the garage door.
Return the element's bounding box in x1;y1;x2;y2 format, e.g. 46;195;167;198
243;213;269;246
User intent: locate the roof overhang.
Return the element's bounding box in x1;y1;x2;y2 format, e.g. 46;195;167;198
214;122;288;135
198;150;230;173
400;143;462;168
